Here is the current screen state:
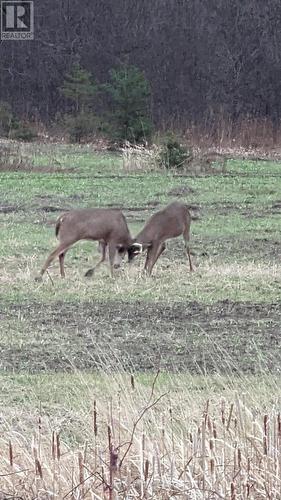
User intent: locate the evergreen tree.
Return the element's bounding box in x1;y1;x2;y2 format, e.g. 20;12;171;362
105;65;153;144
60;63;97;113
60;63;99;142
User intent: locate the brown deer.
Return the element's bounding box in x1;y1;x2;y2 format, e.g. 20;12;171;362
128;201;193;276
36;208;133;280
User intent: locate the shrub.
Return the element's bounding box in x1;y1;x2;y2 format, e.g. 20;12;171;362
10;122;37;141
0;102;37;141
0;101;13;136
104;65;153;145
158;134;193;169
62;112;99;142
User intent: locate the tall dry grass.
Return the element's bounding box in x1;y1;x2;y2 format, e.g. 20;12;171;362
1;371;280;499
121;143;160;172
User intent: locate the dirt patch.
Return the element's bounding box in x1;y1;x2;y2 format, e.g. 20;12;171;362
38;205;69;213
1;301;280;374
0;205;23;214
192;235;281;260
0;163;75;173
34;194;84;203
167;185;195;196
200;201;281;218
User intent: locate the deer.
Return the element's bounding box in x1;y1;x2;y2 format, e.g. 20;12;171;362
35;208;133;280
127;201;193;276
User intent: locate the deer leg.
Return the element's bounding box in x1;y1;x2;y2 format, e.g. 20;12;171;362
36;242;73;281
85;242;107;278
183;231;193;272
144;242;164;276
59;253;66;278
108;242;117;278
154;242;166;264
59;247;71;278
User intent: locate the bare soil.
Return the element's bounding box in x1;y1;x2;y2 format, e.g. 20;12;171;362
0;163;75;173
1;301;280;374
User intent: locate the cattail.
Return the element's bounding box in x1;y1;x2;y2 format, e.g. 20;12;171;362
238;448;242;468
264;414;268;435
210;458;215;476
221;398;226;426
278;413;281;438
226;403;234;431
38;404;42;459
207;415;212;433
35;458;43;479
56;433;61;461
144;459;149;482
78;451;84;486
130;374;135;390
108;429;118;500
263;415;268;455
110;447;118;473
8;440;13;467
213;420;217;439
108;425;112;449
93;400;98;437
231;482;236;500
51;431;56;460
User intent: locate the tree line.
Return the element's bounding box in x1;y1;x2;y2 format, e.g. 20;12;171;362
0;0;281;135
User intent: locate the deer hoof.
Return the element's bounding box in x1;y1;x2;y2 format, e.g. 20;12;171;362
85;268;94;278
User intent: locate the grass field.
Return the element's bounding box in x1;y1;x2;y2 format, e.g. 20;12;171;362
0;141;281;498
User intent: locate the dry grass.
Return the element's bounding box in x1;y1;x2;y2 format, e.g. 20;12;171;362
1;255;279;305
180;116;281;152
121;143;160;172
0;372;281;499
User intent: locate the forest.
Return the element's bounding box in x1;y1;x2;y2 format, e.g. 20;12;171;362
1;0;281;136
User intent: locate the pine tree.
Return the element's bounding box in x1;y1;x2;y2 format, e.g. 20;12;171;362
105;65;153;144
60;63;97;113
59;63;99;142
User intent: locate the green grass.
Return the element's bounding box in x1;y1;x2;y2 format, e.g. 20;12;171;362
1;144;281;305
1;141;281;428
33;150;123;174
226;158;281;174
1;168;280;207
